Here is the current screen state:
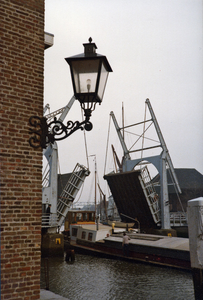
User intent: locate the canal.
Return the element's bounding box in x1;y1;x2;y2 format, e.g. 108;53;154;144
41;254;194;300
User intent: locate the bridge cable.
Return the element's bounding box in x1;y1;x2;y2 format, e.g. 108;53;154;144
104;114;112;176
81;107;90;170
70;108;91;206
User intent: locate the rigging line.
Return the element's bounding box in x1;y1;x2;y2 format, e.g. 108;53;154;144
87;168;95;203
73;181;85;204
104;114;111;176
94;155;102;190
81;107;90;170
122;102;124;140
129;122;153;151
96;161;100;188
112;145;118;173
107;184;111;198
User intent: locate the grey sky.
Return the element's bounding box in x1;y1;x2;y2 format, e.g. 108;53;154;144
44;0;203;202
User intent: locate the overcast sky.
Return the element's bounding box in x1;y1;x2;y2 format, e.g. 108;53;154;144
44;0;203;204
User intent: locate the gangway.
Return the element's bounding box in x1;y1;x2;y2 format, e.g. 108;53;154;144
57;163;90;227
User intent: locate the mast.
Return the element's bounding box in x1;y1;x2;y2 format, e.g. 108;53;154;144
111;144;122;172
122;102;124;141
95;157;97;217
89;154;97;217
98;184;107;221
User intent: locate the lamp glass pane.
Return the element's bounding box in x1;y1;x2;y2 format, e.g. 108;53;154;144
97;62;109;101
72;60;99;94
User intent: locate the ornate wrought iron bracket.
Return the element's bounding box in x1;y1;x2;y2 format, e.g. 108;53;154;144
29;114;93;149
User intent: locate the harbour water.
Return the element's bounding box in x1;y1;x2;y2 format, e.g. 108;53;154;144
41;254;194;300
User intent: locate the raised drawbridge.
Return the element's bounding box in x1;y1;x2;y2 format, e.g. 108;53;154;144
57;163;90;227
105;99;187;230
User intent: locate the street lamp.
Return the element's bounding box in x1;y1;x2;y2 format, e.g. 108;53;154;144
29;38;112;149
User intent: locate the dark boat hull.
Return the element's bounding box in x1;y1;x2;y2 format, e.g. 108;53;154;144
70;235;190;270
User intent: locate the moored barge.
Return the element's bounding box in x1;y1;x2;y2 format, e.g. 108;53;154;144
69;223;190;270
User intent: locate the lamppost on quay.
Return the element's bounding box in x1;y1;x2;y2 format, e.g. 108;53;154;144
29;38;112;257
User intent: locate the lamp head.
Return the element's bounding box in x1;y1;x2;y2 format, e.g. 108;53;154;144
65;38;112;113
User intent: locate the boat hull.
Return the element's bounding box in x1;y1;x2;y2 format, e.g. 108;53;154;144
70;236;190;270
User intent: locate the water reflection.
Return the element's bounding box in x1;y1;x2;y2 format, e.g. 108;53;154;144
41;254;194;300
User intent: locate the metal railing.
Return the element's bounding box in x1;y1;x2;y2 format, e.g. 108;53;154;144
41;213;58;228
170;212;188;227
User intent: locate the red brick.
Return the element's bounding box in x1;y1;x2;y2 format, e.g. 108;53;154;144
1;1;44;299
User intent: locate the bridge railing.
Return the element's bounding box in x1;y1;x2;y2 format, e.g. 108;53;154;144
41;213;58;228
170;212;188;227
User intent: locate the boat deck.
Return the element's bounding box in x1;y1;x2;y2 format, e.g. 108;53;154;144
106;233;189;252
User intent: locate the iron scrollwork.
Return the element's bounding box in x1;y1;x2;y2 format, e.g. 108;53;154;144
29;116;93;149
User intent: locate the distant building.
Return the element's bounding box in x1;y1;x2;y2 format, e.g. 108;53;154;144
152;168;203;212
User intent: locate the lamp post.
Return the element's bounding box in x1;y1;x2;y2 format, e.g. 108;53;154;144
29;38;112;149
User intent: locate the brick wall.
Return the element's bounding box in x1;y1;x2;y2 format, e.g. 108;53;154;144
1;1;44;299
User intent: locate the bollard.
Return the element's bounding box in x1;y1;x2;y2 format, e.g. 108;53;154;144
70;249;75;262
65;249;75;262
112;222;115;234
188;197;203;300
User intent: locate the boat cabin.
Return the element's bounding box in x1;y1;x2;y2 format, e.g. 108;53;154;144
70;224;113;243
64;210;96;231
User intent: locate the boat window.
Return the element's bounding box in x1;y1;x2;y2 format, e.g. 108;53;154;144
81;231;86;239
76;213;82;222
83;213;87;221
88;232;93;241
72;213;75;222
72;228;78;237
89;213;93;221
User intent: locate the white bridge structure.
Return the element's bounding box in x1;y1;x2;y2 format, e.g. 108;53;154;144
42;97;90;232
110;99;187;229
